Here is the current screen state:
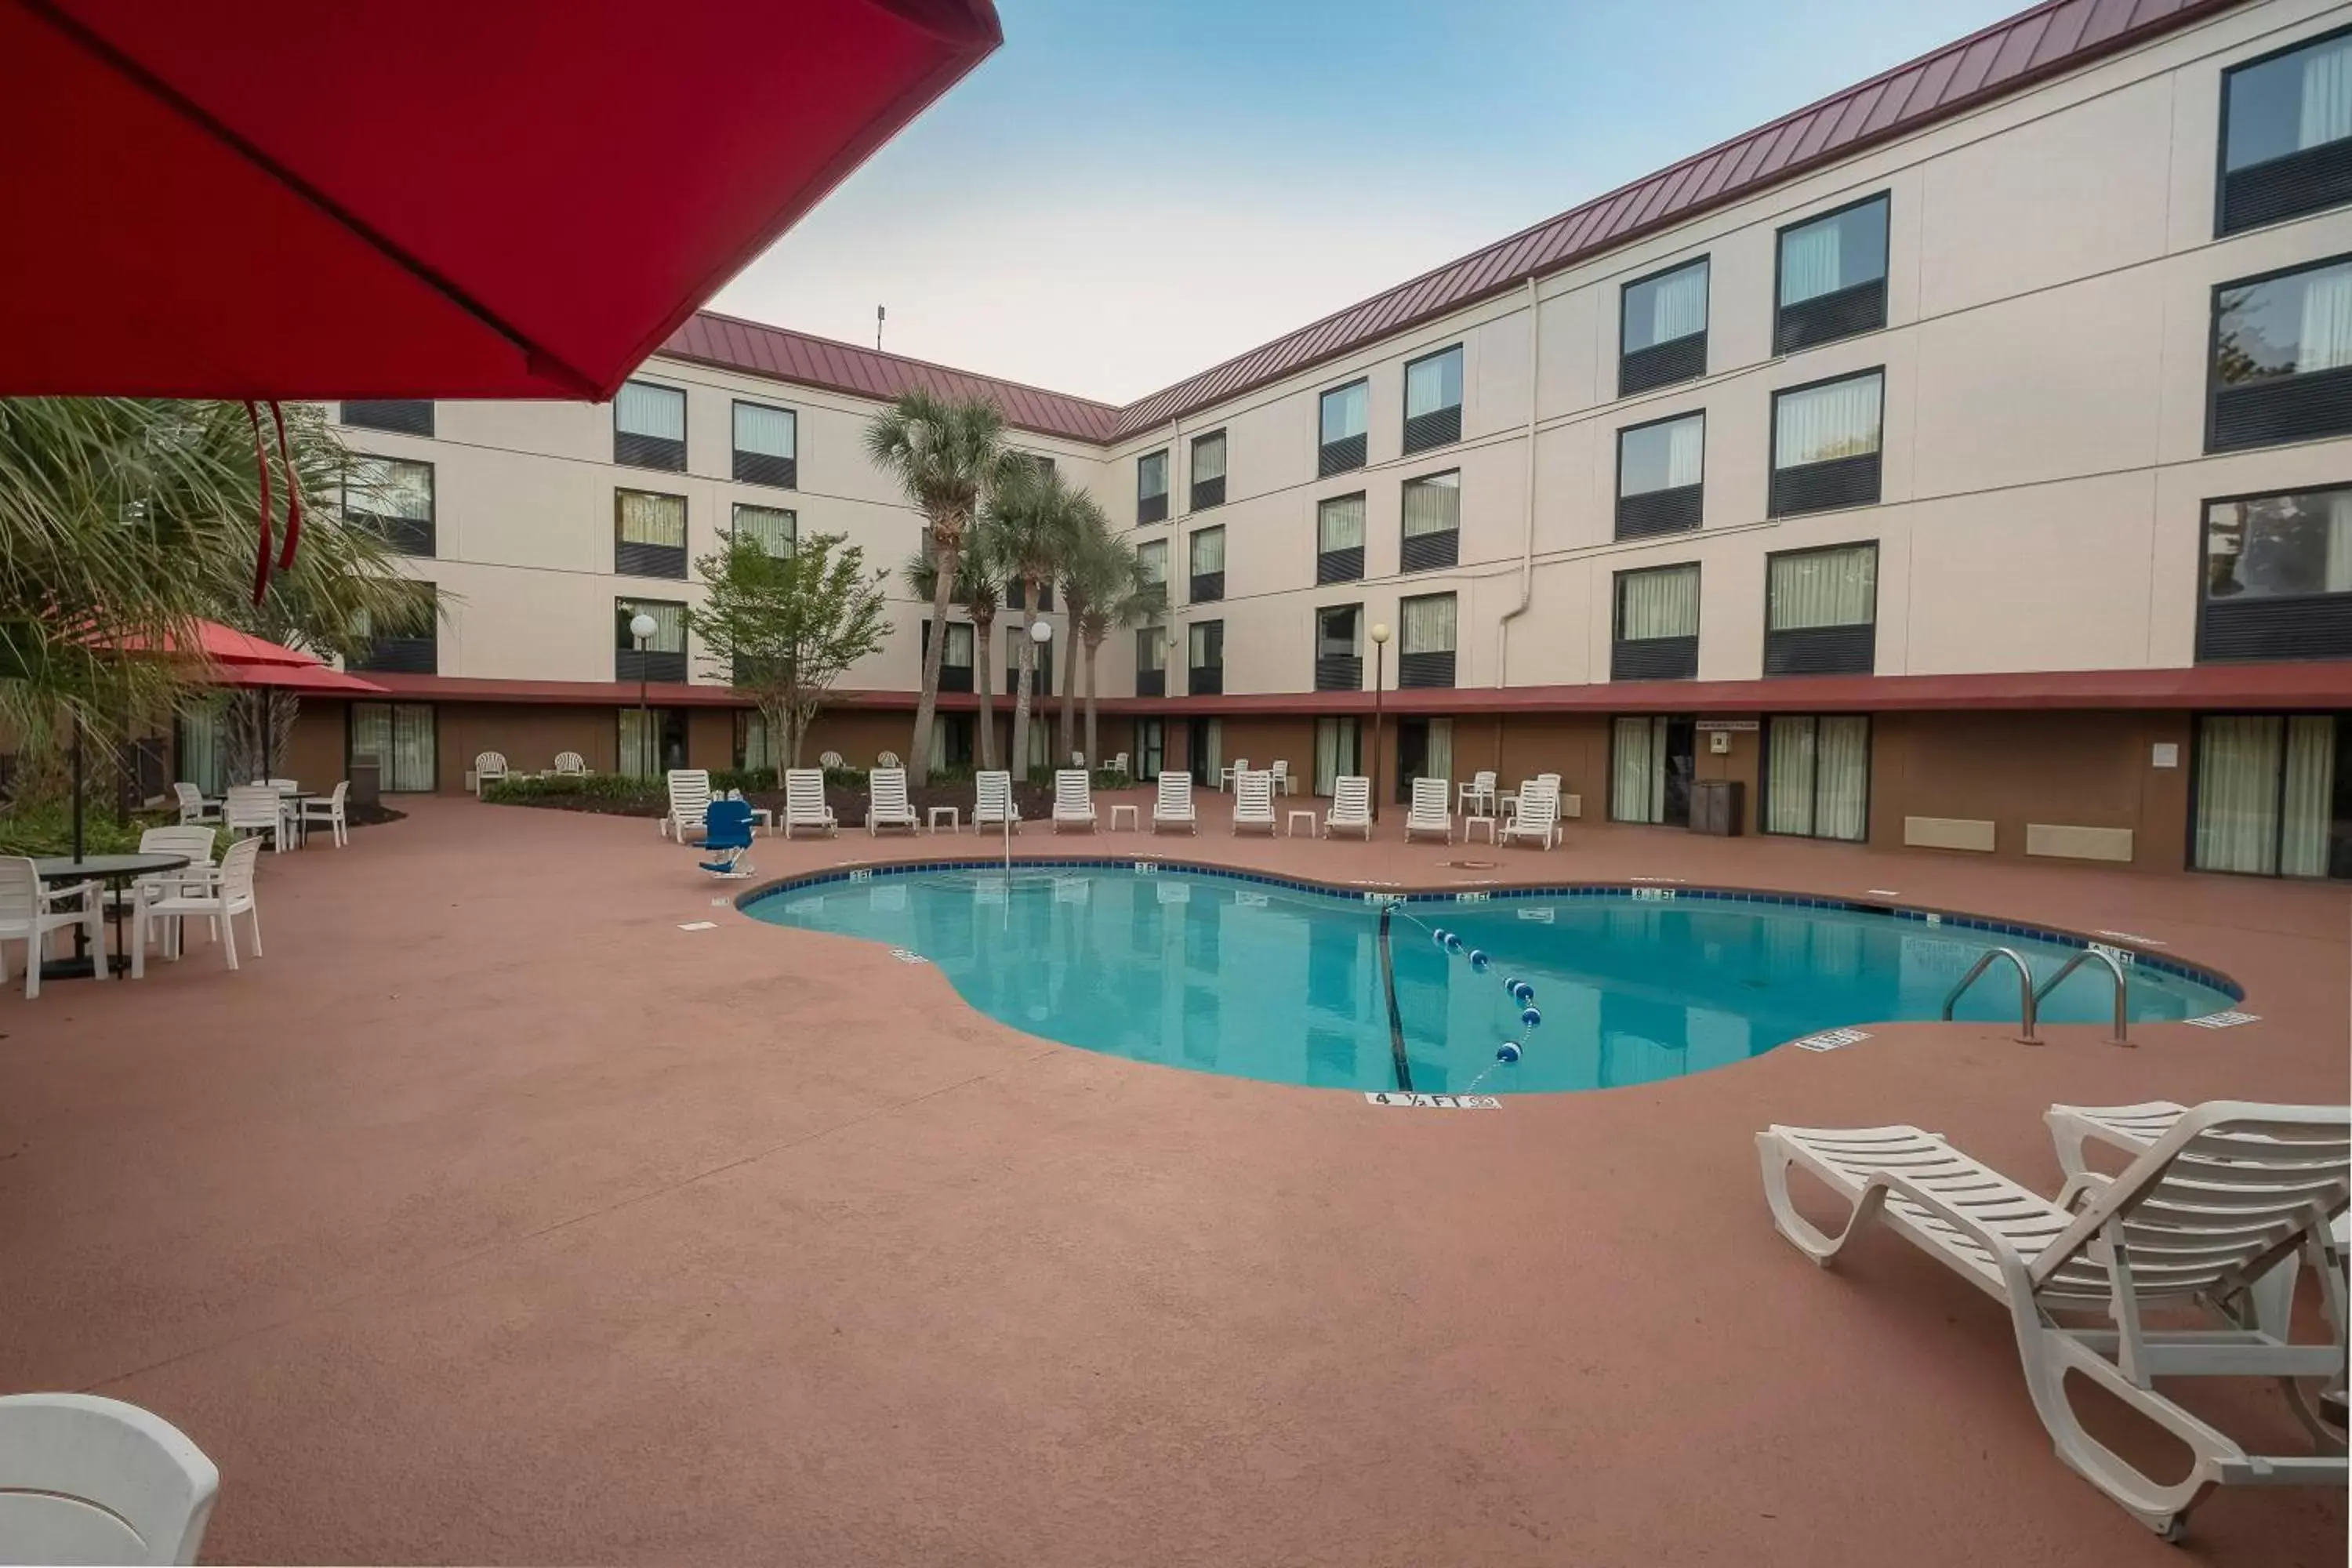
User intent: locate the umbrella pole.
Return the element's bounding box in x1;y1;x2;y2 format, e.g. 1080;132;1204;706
71;717;85;861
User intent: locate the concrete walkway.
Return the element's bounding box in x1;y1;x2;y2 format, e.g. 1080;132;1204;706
1;793;2344;1565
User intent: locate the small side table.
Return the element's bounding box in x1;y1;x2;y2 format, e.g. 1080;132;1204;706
1286;808;1317;838
1464;815;1497;844
746;807;775;836
927;806;961;834
1109;804;1140;831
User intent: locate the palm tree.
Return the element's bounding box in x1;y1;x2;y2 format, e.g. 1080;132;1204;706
900;542;1002;772
982;463;1100;780
864;391;1007;778
1073;532;1163;772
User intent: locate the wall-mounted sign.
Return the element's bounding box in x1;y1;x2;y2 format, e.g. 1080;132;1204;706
1695;718;1759;731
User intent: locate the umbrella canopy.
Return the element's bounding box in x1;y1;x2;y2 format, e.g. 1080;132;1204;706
0;0;1001;399
102;619;320;667
209;661;385;695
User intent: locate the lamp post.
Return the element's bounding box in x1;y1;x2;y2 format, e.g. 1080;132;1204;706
1368;620;1390;822
629;610;658;776
1027;617;1054;778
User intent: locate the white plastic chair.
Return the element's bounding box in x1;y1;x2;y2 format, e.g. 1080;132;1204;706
877;750;901;770
1323;776;1372;840
1500;780;1560;849
553;751;588;776
132;836;262;974
818;750;844;771
662;769;711;841
1218;756;1249;793
1152;771;1196;834
1458;770;1497;816
298;781;350;848
221;784;285;853
866;768;919;835
1405;777;1453;843
124;827;219;924
472;751;506;796
0;1392;220;1565
1270;760;1294;797
1052;769;1097;833
1232;771;1276;836
1109;752;1129;779
782;768;838;838
0;857;106;1000
1759;1104;2350;1540
171;782;218;825
975;771;1019;833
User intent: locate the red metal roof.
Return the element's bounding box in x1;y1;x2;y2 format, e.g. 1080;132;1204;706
661;310;1122;442
662;0;2247;444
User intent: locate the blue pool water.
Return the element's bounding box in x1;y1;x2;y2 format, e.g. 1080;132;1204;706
742;866;2239;1095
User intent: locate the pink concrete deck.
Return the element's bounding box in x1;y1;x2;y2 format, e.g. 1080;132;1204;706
2;792;2345;1566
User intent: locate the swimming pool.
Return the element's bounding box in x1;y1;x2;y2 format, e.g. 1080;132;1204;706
742;862;2240;1095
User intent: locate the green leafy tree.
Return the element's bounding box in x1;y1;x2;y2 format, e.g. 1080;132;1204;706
1071;530;1162;771
982;463;1100;780
902;543;1002;771
864;391;1007;778
688;531;890;770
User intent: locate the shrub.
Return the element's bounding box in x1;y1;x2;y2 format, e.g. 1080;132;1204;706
483;773;658;806
0;805;176;858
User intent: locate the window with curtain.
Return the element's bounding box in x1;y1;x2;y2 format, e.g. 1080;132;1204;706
1190;430;1228;510
1401;471;1460;535
350;701;437;793
1777;197;1889;306
2205;485;2352;601
2194;713;2348;877
2220;28;2352;233
1404;347;1461;419
1617;564;1699;641
615;488;688;576
2211;258;2352;449
1611;715;1667;824
1136;539;1167;587
1189;526;1225;575
1137;449;1169;523
176;701;229;796
937;622;975;668
1314;716;1361;797
618;382;686;438
1624;260;1708;351
1320;380;1368;444
1317;494;1367;553
736;710;773;774
615;597;686;652
1764;715;1870;840
1768;545;1877;631
732;401;793;458
1401;593;1456;653
1773;373;1883;469
1136;626;1167;672
730;503;796;556
1188;620;1222;669
1618;414;1704;496
343;455;436;554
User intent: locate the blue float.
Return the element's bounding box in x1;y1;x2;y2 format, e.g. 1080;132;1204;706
1468;949;1489;972
1510;980;1536;1005
1521;1005;1543;1029
1495;1041;1523;1064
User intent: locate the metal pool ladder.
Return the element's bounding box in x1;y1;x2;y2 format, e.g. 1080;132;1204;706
2031;946;2132;1046
1940;947;2040;1044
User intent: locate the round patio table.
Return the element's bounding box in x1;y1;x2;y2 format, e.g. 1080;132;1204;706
31;852;191;979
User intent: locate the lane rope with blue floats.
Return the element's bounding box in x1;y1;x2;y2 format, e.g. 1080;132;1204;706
1374;899;1543;1096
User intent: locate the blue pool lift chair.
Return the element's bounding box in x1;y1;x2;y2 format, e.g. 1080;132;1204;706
697;797;757;879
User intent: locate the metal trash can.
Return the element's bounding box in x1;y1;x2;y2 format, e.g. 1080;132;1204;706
1689;778;1743;837
349;755;382;808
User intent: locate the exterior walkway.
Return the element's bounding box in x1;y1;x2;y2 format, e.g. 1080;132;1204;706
1;792;2344;1566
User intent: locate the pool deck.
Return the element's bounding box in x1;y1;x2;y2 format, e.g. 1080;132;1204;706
2;790;2345;1566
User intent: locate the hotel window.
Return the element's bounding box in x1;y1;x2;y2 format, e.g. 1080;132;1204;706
730;503;795;557
614;380;687;470
348;701;437;793
1135;537;1167;595
1617;412;1704;539
1316;603;1363;691
343;455;435;556
1188;619;1225;696
1189;525;1225;604
339;400;434;437
919;620;975;693
2200;484;2352;661
1316;493;1367;584
615;488;688;578
1620;259;1708;395
1319;379;1369;476
618;706;686;780
2218;27;2352;235
1403;344;1463;454
1763;716;1871;841
1313;715;1362;796
1006;624;1053;698
731;401;797;488
1138;448;1170;524
1398;592;1457;688
615;597;687;684
1400;470;1460;572
1775;194;1888;354
1135;625;1167;697
2208;256;2352;452
176;701;230;797
1610;716;1697;826
1770;370;1882;517
1190;430;1227;510
1612;563;1700;681
1764;543;1877;677
1005;578;1053;612
735;711;775;774
348;582;438;675
2192;713;2352;877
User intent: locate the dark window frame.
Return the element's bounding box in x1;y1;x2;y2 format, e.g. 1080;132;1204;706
1396;590;1457;689
2195;479;2352;662
1762;540;1879;677
1314;601;1365;692
348;581;440;674
1758;713;1875;843
730;398;797;488
1187;619;1225;696
1617;256;1711;396
2185;709;2352;878
1401;343;1465;455
1137;448;1170;524
1614;408;1706;539
919;620;977;693
344;700;441;793
1189;428;1228;511
345;453;437;557
613;379;688;472
1399;467;1462;572
614;488;690;579
615;596;688;684
339;400;434;437
1610;562;1701;682
2205;252;2352;453
1316;491;1368;585
1772;191;1891;356
1189;524;1226;604
2214;23;2352;238
1768;365;1885;517
1318;377;1370;477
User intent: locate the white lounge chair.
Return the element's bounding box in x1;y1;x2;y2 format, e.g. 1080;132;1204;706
975;770;1019;834
866;768;920;835
1500;780;1560;849
1458;769;1497;815
1404;777;1453;843
171;782;218;825
662;768;711;842
221;783;286;853
1757;1103;2350;1540
1218;757;1249;793
1053;769;1097;833
1269;759;1294;797
553;750;588;776
298;780;350;848
818;750;844;771
1323;775;1372;839
473;751;507;796
1232;770;1276;835
0;1392;220;1565
1152;771;1197;833
0;858;105;1000
782;768;837;838
132;836;262;975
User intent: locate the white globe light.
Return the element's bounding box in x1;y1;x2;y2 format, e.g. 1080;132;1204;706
1029;619;1054;644
630;612;659;641
1370;622;1392;644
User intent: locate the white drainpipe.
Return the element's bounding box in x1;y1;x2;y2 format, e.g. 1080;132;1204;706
1495;275;1541;715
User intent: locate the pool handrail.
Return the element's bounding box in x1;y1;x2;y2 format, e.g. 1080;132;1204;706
1941;946;2039;1044
2031;946;2131;1047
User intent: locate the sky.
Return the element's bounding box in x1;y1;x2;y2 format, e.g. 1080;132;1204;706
710;0;2024;405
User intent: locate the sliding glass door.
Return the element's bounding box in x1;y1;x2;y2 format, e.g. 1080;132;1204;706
2193;713;2350;877
1610;715;1696;826
349;702;437;792
1763;715;1869;840
1313;717;1361;797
